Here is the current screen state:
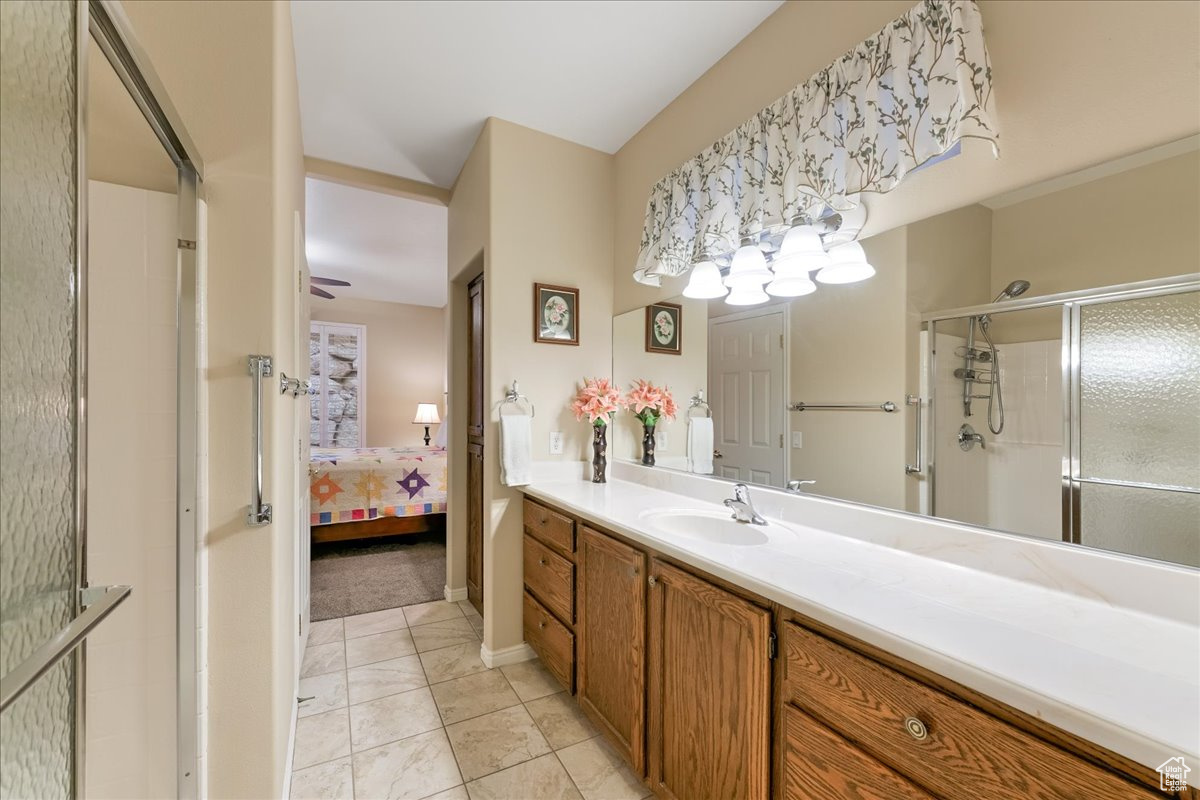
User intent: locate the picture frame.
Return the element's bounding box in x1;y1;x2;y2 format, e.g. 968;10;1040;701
645;301;682;355
533;283;580;345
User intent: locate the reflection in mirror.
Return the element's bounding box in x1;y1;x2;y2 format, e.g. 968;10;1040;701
612;139;1199;567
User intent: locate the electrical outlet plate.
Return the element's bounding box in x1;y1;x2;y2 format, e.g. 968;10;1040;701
656;431;668;450
549;431;563;454
791;431;803;448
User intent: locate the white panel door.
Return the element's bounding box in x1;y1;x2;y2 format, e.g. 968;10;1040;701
709;311;786;487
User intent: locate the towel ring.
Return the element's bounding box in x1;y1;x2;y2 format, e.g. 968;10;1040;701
496;380;535;417
687;390;711;419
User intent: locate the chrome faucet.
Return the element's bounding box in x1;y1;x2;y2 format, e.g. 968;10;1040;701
724;483;766;525
786;479;816;493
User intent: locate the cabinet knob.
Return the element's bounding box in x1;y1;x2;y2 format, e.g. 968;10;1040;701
538;621;546;629
539;557;547;566
647;576;657;587
904;716;929;741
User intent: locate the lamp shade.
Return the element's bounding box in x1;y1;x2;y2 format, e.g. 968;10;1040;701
682;260;728;299
723;245;772;287
816;241;875;285
771;225;830;277
412;403;441;425
766;276;817;297
725;284;769;306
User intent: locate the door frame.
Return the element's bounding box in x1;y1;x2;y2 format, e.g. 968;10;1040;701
86;2;206;797
706;303;791;487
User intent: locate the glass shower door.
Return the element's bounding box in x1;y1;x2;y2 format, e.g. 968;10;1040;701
1071;289;1200;566
0;1;81;797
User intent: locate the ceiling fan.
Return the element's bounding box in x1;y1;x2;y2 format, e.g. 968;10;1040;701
310;275;350;300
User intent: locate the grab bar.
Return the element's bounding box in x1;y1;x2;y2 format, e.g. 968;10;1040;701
247;354;273;525
905;394;924;475
0;584;132;712
789;401;897;413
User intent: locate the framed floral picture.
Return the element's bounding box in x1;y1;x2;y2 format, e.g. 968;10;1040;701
533;283;579;345
645;301;682;355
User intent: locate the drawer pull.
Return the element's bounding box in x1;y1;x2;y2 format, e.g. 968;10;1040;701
904;716;929;741
538;557;547;566
648;575;657;587
538;620;546;629
540;516;548;525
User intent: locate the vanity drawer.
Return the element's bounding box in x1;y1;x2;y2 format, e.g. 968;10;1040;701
782;704;933;799
523;591;574;693
523;499;575;557
782;623;1157;800
523;534;574;624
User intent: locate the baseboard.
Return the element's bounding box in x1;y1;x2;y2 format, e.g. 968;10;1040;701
444;585;468;603
480;641;537;669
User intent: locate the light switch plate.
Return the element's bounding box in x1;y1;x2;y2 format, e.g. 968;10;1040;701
656;431;668;450
791;431;803;449
549;431;563;454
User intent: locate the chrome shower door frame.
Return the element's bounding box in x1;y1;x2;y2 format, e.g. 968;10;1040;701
922;273;1200;544
85;1;205;797
1060;276;1200;547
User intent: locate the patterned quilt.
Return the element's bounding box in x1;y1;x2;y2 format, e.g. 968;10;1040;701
309;447;447;526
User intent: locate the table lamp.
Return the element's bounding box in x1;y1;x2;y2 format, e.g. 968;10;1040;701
413;403;441;446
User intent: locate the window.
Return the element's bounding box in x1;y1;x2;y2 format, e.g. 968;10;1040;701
310;321;366;447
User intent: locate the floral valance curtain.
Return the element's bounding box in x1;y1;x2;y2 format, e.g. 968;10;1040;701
634;0;998;285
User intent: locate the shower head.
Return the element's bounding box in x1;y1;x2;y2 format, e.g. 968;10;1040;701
992;280;1031;303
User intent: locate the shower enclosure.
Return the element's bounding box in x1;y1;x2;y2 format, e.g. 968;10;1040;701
924;275;1200;567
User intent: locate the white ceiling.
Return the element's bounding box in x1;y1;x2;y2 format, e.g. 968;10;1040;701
305;178;448;307
291;0;783;188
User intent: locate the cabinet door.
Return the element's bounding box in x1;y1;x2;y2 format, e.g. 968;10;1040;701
783;705;933;800
648;558;771;800
466;442;483;613
577;527;646;774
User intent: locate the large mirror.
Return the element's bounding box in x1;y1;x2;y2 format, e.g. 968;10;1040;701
613;139;1199;567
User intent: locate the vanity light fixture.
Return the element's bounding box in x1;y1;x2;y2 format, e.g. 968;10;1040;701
816;241;876;285
682;260;729;299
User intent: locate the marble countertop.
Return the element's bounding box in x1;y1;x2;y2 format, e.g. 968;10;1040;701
521;469;1200;775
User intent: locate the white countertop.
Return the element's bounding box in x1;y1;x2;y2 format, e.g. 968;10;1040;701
521;468;1200;775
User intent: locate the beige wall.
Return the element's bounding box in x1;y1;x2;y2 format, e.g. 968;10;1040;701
786;228;910;510
484;120;614;652
312;297;447;447
447;119;614;655
445;118;491;606
121;1;307;796
611;298;708;468
990;149;1200;335
612;0;1200;314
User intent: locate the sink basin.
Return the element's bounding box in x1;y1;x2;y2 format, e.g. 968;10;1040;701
639;508;779;546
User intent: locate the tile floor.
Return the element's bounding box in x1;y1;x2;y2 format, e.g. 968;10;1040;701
290;599;651;800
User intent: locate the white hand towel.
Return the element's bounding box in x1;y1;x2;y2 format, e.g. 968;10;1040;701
500;413;533;486
688;417;714;474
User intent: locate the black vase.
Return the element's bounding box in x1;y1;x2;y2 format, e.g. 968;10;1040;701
592;424;607;483
641;423;656;466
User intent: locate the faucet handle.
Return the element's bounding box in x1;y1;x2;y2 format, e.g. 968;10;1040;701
733;483;751;502
786;479;816;492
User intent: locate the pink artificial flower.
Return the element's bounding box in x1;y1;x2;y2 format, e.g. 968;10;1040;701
624;380;675;423
571;377;623;426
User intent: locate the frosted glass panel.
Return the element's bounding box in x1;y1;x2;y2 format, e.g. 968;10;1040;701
0;1;79;798
1080;482;1200;567
1079;292;1200;490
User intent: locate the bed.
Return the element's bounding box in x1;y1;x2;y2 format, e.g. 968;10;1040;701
309;446;447;543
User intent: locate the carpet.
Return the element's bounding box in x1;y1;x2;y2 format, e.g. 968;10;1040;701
310;531;446;621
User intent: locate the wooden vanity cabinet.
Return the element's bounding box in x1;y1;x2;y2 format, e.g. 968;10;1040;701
523;495;1185;800
576;526;647;774
648;557;772;800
